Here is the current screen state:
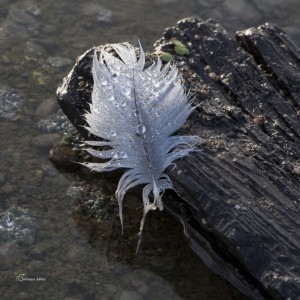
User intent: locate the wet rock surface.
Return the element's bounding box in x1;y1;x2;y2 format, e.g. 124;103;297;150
55;18;300;300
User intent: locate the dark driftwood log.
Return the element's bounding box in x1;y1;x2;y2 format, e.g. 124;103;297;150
56;18;300;300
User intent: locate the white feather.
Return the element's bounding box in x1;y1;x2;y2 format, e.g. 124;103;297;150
83;42;201;249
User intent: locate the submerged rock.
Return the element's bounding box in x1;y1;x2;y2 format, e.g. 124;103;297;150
47;57;74;68
81;3;113;24
118;290;144;300
1;4;40;38
31;133;61;148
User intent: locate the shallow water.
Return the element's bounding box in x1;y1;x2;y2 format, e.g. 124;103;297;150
0;0;299;299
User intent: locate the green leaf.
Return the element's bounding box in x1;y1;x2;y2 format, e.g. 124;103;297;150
159;51;174;62
174;45;189;56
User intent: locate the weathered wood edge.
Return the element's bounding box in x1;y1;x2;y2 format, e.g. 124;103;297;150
154;18;300;300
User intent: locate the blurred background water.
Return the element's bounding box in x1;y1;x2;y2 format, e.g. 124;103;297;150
0;0;299;299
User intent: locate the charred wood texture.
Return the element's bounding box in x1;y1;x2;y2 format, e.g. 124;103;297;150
57;18;300;300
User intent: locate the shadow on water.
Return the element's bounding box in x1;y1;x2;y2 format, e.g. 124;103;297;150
0;0;299;299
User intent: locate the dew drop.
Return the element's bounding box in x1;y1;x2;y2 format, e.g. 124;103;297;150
100;78;107;85
153;81;160;88
151;90;159;97
107;94;114;101
119;151;128;159
110;151;118;159
94;107;100;114
110;130;116;137
120;100;126;107
112;74;118;81
136;124;146;135
155;112;160;117
121;87;131;96
114;102;119;107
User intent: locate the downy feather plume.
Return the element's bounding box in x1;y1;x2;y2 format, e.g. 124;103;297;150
83;42;201;249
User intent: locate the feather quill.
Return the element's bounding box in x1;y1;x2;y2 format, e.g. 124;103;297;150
82;42;201;249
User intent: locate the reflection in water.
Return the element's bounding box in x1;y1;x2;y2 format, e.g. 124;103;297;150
0;0;299;299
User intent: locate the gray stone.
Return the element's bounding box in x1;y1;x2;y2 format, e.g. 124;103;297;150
0;172;6;185
118;290;143;300
30;259;45;269
2;5;40;38
25;40;46;56
35;99;59;119
0;184;13;194
47;57;73;68
103;283;118;293
81;3;113;23
155;0;178;4
31;133;61;148
26;5;41;17
0;241;16;259
131;278;150;296
8;6;37;26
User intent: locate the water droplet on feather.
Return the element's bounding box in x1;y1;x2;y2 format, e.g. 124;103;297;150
136;124;146;135
112;74;118;80
120;100;126;107
119;151;127;159
107;94;114;101
121;87;131;96
100;78;107;85
151;90;159;97
153;81;160;88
